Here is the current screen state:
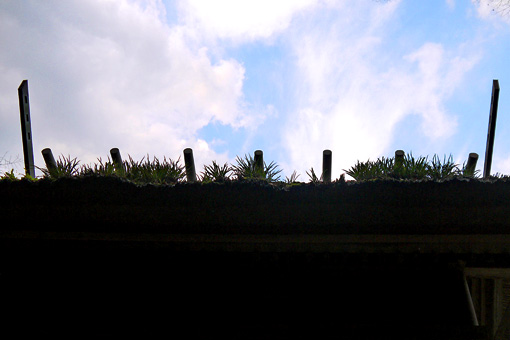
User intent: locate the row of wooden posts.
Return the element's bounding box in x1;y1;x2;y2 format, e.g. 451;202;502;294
41;146;319;182
17;79;500;180
40;146;479;183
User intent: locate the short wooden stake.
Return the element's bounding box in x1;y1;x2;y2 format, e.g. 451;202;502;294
18;80;35;178
322;150;332;183
254;150;263;175
465;153;478;177
41;148;57;175
484;80;500;178
183;148;196;183
395;150;405;166
110;148;123;171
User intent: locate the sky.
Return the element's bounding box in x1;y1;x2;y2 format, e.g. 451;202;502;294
1;0;509;180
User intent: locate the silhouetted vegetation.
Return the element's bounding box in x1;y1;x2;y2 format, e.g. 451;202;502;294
2;151;508;185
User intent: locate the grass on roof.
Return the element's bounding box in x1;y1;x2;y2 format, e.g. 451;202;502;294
1;151;508;185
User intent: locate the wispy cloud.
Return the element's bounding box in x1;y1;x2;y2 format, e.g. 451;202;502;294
281;1;479;178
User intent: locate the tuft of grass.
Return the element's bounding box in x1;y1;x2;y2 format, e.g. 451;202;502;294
1;169;18;181
426;154;459;180
66;154;185;185
460;160;481;178
344;152;469;181
231;154;282;182
285;170;300;184
306;167;322;184
488;173;510;180
82;157;118;177
122;155;185;184
38;154;81;179
201;161;232;183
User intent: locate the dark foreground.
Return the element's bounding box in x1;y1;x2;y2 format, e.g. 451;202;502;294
1;177;508;338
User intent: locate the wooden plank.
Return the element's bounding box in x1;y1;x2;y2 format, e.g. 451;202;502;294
2;232;510;255
465;268;510;279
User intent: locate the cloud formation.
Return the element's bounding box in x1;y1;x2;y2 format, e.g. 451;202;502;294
281;1;479;178
0;0;249;172
177;0;318;42
0;0;497;179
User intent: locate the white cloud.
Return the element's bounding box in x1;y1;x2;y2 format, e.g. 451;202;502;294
0;0;248;173
282;1;479;179
177;0;318;42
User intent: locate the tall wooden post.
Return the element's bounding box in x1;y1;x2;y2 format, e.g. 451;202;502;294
322;150;332;183
18;80;35;178
183;148;196;183
484;80;500;179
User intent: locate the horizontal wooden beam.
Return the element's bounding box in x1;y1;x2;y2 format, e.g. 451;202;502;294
3;232;510;256
465;268;510;279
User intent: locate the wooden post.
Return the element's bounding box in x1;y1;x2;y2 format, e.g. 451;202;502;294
322;150;332;183
484;80;500;178
18;80;35;178
41;148;57;175
183;148;196;183
395;150;405;166
110;148;123;172
254;150;263;175
465;153;478;177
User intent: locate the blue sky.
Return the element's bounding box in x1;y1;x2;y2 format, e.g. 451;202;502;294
0;0;509;180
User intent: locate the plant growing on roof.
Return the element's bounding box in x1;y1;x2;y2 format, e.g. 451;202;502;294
86;157;116;176
394;153;430;180
38;154;81;179
201;161;232;183
285;170;300;184
0;169;18;181
344;152;468;181
231;154;282;182
122;155;185;184
459;160;481;178
426;154;460;180
306;167;322;184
